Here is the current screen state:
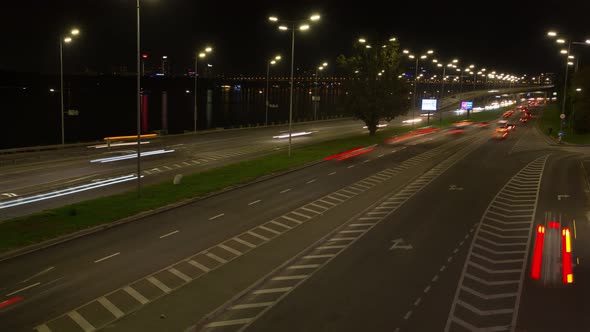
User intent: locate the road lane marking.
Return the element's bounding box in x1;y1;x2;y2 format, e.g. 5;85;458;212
414;297;422;306
233;237;256;248
349;223;375;227
303;254;336;259
206;252;228;264
94;252;120;263
219;244;243;256
291;211;312;219
206;318;253;327
378;154;384;158
6;282;41;297
209;213;225;220
252;287;292;294
327;237;356;241
21;266;54;283
404;311;413;320
272;275;308;281
259;225;282;235
248;231;269;241
319;198;338;205
169;268;192;283
97;296;124;318
340;230;365;234
123;286;149;304
317;245;346;250
347;165;355;169
432;275;439;282
160;230;179;239
270;220;291;229
281;215;302;224
280;189;291;194
147;276;171;293
329;172;337;176
288;264;320;269
248;200;261;206
306;179;317;184
67;310;95;332
230;302;274;310
35;325;51;332
188;260;210;273
301;207;321;215
440;265;447;272
363;160;371;163
424;285;431;293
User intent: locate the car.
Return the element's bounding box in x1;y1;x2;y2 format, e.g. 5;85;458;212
475;121;490;128
493;125;509;139
519;117;528;123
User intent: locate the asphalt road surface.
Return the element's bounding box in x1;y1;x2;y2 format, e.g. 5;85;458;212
2;104;585;332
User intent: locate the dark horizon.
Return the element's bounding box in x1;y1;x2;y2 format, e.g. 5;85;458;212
2;0;590;77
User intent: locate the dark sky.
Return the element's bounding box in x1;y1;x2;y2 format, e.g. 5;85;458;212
2;0;589;76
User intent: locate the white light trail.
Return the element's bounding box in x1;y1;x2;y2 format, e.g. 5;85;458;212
88;141;151;149
90;149;175;163
0;175;139;209
272;132;313;139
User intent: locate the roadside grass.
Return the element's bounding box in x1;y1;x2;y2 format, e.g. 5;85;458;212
0;107;513;254
536;103;590;144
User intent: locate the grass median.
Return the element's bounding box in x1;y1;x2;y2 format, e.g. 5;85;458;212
536;103;590;144
0;107;512;254
0;125;414;253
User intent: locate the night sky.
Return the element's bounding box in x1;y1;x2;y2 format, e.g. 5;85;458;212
2;0;589;76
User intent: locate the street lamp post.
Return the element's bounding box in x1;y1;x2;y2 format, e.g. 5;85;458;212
136;0;141;197
314;62;328;121
265;55;281;126
194;46;212;132
269;13;320;158
59;28;80;145
404;49;434;126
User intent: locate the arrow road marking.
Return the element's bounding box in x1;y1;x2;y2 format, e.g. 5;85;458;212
449;185;464;191
389;238;413;250
557;194;570;201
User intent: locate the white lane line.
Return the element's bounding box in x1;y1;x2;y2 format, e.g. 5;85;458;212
363;160;371;163
350;223;375;227
147;276;172;293
318;199;337;206
424;285;431;293
159;230;179;239
291;211;312;220
404;311;413;320
270;220;291;229
97;296;124;319
317;245;346;250
67;310;95;332
347;165;355;169
306;179;317;184
252;287;292;294
94;252;120;263
329;172;337;176
230;302;274;310
169;268;192;283
233;237;256;248
378;154;384;158
6;282;41;297
288;264;320;270
440;265;447;272
432;275;439;282
209;213;225;220
301;207;321;215
21;266;55;283
327;237;356;241
447;256;453;262
259;225;282;235
281;215;303;224
206;318;253;328
123;286;149;304
303;254;336;259
414;297;422;306
248;200;262;206
272;275;308;281
340;230;365;234
35;325;51;332
248;231;269;241
280;189;291;194
206;252;228;264
188;260;210;273
219;244;243;256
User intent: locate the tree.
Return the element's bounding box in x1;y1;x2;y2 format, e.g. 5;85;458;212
337;36;409;135
571;68;590;133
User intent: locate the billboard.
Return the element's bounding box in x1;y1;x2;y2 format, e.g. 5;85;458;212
461;101;473;110
421;99;437;111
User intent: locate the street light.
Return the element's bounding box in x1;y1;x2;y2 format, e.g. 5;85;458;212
59;28;80;145
546;31;590;134
265;54;282;126
269;13;320;158
406;48;434;125
314;61;328;121
194;45;213;132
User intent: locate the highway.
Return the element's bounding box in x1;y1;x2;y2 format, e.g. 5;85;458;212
1;104;586;332
0;87;547;221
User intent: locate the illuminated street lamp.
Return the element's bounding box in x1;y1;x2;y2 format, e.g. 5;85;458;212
59;28;80;145
313;61;328;121
405;48;434;125
193;46;213;132
265;54;282;126
269;13;321;157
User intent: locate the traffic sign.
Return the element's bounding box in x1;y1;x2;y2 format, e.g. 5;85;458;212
558;131;564;137
560;113;566;119
68;109;79;116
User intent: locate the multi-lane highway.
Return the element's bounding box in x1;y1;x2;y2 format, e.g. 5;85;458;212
1;104;587;332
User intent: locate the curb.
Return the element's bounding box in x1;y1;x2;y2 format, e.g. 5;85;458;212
0;159;326;263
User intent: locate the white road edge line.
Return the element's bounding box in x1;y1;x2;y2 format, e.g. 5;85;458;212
210;213;225;220
6;282;41;297
94;252;120;263
160;230;179;239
